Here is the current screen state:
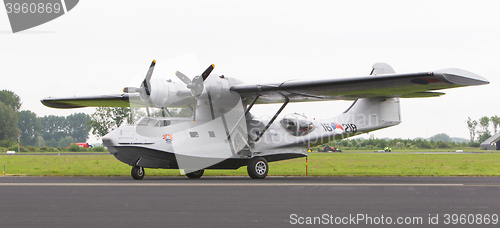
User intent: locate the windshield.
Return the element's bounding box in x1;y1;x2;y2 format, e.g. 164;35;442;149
137;117;157;126
137;117;171;127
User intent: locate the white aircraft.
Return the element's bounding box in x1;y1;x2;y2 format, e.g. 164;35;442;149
41;61;489;179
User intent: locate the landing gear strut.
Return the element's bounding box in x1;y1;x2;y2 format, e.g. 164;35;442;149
131;166;145;180
247;157;268;179
186;169;205;179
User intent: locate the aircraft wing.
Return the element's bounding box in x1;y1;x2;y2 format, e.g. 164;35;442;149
41;92;195;109
41;93;144;109
230;68;489;103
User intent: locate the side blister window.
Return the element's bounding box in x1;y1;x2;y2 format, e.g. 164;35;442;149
280;113;315;136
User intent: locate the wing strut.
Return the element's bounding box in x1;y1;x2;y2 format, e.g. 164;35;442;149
227;96;260;140
254;97;290;142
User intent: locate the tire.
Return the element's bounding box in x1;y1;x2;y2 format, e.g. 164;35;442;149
131;166;145;180
186;169;204;179
247;157;268;179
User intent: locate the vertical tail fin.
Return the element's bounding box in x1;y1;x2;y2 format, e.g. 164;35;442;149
370;62;395;75
337;63;401;132
340;97;401;132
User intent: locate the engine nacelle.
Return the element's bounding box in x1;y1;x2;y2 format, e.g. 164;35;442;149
148;78;191;108
200;73;244;107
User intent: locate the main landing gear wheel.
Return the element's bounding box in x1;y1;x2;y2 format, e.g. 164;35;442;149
131;166;145;180
247;157;268;179
186;169;204;179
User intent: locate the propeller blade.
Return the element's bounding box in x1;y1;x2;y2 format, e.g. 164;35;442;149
138;59;156;117
176;64;215;99
192;99;197;124
201;64;215;81
191;76;204;97
175;71;192;85
145;60;156;83
142;60;156;96
145;100;151;117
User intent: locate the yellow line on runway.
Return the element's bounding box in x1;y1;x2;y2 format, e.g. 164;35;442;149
0;183;468;187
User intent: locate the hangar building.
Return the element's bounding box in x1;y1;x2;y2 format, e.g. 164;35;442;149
480;132;500;150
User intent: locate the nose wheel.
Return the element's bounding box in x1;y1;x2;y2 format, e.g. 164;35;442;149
131;166;145;180
186;169;205;178
247;157;268;179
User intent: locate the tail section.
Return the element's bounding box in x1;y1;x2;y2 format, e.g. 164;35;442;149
335;63;401;133
370;62;395;75
338;97;401;133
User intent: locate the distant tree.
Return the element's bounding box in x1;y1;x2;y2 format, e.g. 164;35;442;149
58;136;75;148
0;90;21;112
478;132;492;144
111;107;133;127
169;107;193;117
491;115;500;134
89;107;133;139
38;113;91;145
66;113;91;142
436;140;451;148
0;101;18;141
467;117;478;143
479;116;490;130
17;110;41;146
478;116;491;143
89;107;114;139
34;135;45;147
40;115;68;142
45;138;58;148
429;133;452;142
378;140;387;149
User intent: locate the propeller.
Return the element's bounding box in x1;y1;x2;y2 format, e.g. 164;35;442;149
175;64;215;123
123;60;156;117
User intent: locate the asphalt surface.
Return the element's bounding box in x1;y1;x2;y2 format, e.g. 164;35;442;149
2;151;490;156
0;153;110;156
1;176;500;227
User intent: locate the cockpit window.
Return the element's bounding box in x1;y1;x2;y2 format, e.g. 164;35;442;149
137;117;157;126
154;120;171;127
280;113;315;136
138;118;171;127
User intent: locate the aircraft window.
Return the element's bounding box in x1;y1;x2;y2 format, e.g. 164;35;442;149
147;119;171;127
137;117;157;126
159;120;171;127
280;113;315;136
208;131;216;137
189;132;199;138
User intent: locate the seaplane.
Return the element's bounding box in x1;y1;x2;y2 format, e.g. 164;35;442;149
41;61;489;179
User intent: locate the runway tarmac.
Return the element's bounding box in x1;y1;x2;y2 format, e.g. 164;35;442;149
1;176;499;227
0;153;110;156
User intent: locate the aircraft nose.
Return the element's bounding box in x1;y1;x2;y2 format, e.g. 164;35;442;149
102;138;117;154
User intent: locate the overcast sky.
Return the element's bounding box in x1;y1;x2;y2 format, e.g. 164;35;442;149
0;0;498;143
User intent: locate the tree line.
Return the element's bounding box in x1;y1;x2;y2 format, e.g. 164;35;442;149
467;116;499;144
329;133;473;150
0;90;91;150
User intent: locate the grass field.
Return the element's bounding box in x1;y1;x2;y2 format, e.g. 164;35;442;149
1;151;500;177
